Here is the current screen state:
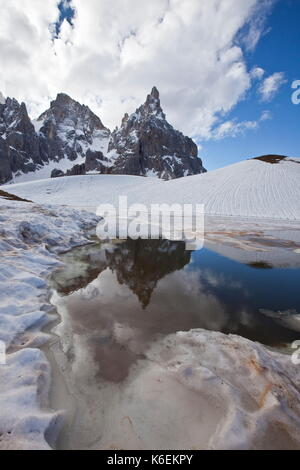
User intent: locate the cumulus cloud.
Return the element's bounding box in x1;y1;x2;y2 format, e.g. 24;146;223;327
260;110;272;121
258;72;287;102
213;110;272;140
213;119;258;140
0;0;275;139
238;0;274;51
250;66;265;80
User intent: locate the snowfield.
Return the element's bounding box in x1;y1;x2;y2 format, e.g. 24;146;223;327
0;197;99;449
3;157;300;220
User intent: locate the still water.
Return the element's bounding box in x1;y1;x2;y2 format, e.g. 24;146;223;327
51;238;300;349
48;238;300;449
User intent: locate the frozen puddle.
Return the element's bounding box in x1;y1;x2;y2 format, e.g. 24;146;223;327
48;238;300;450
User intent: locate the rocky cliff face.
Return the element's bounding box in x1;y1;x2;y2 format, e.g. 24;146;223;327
107;87;206;179
0;93;111;183
0;98;46;183
37;93;110;165
0;88;206;184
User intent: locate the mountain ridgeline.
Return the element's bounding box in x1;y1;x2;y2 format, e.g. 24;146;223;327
0;87;206;184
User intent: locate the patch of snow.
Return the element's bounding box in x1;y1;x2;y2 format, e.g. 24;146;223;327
89;132;110;154
32;119;44;133
0;197;99;449
11;156;86;184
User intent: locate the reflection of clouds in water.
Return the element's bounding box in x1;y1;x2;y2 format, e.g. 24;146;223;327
199;268;245;292
260;309;300;333
53;265;253;391
49;239;300;449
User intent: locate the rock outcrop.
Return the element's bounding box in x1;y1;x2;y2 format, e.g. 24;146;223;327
107;87;206;179
0;98;47;183
37;93;110;165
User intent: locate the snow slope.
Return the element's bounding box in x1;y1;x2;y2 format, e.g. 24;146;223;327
3;158;300;220
3;174;153;211
153;157;300;220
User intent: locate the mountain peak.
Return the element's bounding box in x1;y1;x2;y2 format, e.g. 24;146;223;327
150;86;159;99
52;92;75;106
108;88;205;179
142;86;165;120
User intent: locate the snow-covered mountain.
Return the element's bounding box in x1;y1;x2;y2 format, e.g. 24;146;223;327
0;97;48;184
36;93;111;177
4;156;300;221
107;87;206;179
0;88;205;184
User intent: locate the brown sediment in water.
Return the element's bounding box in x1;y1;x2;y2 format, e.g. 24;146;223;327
248;237;300;250
248;261;274;270
0;189;32;203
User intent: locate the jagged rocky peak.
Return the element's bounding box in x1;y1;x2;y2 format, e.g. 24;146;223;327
139;86;166;120
38;93;108;132
0;91;5;105
37;93;111;164
0;96;45;184
0;88;207;184
108;87;206;179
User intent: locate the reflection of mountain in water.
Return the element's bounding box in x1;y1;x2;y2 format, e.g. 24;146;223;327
52;238;191;307
106;239;191;307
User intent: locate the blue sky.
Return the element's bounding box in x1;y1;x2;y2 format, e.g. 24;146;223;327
202;0;300;170
55;0;75;36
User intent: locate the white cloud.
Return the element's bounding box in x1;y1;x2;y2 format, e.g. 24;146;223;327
250;66;265;80
258;72;287;102
213;119;258;140
260;110;272;121
213;110;272;140
238;0;274;51
0;0;275;139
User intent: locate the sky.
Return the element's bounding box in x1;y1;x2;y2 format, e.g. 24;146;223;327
0;0;299;170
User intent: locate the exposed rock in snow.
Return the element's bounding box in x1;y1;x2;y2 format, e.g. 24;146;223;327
107;87;206;179
0;196;99;449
